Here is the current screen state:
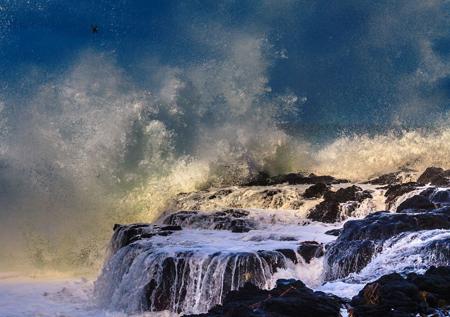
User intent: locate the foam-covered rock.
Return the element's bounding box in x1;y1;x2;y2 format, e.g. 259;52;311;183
350;266;450;316
307;185;372;223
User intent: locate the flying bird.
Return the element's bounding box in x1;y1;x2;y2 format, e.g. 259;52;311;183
91;24;99;33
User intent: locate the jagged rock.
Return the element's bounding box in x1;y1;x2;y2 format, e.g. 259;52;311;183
407;266;450;302
187;279;343;317
429;188;450;207
384;182;423;209
276;249;298;264
171;185;305;211
338;208;450;242
396;195;435;212
297;241;324;263
326;240;380;280
243;172;349;186
308;186;372;223
366;171;403;185
95;245;299;314
163;209;256;232
109;223;181;254
350;266;450;317
417;167;450;186
325;228;342;236
303;183;330;199
325;207;450;279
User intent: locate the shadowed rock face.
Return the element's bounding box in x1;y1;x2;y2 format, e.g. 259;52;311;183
186;279;343;317
350;266;450;317
307;185;372;223
396;194;435;212
162;209;256;232
96;167;450;316
303;183;330;199
324;207;450;279
243;171;349;186
297;241;324;263
418;167;450;186
109;223;182;254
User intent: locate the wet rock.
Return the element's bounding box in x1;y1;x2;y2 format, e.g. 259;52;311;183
325;228;342;236
243;172;349;186
350;273;424;317
275;249;298;264
350;266;450;317
109;223;180;254
163;209;256;232
325;207;450;279
326;240;380;280
366;171;403;185
297;241;324;263
417;167;450;186
308;186;372;223
338;208;450;242
429;188;450;207
303;183;330;199
187;279;343;317
396;195;435;212
407;266;450;302
95;246;297;314
384;182;423;209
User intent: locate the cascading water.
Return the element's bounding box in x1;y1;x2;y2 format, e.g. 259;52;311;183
94;179;450;315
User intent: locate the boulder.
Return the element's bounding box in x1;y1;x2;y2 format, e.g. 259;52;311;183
297;241;325;263
384;182;423;209
324;207;450;279
417;167;450;186
396;195;435;212
365;171;403;185
187;279;343;317
303;183;330;199
163;209;256;232
243;172;349;186
110;223;181;254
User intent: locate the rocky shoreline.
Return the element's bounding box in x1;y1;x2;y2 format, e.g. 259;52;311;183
94;167;450;316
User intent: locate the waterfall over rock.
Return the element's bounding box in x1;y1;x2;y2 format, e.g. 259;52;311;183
94;169;450;316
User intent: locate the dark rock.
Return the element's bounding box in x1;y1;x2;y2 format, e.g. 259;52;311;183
297;241;324;263
350;273;424;317
276;249;298;264
109;223;180;254
396;195;435;212
187;279;343;317
417;167;450;186
308;186;372;223
326;240;380;279
303;183;330;199
163;209;256;232
407;266;450;302
384;182;423;209
325;228;342;236
243;172;349;186
325;207;450;279
338;208;450;242
350;266;450;317
366;172;403;185
160;225;183;231
429;188;450;207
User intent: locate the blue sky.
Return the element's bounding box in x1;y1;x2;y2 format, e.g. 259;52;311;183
1;0;449;129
